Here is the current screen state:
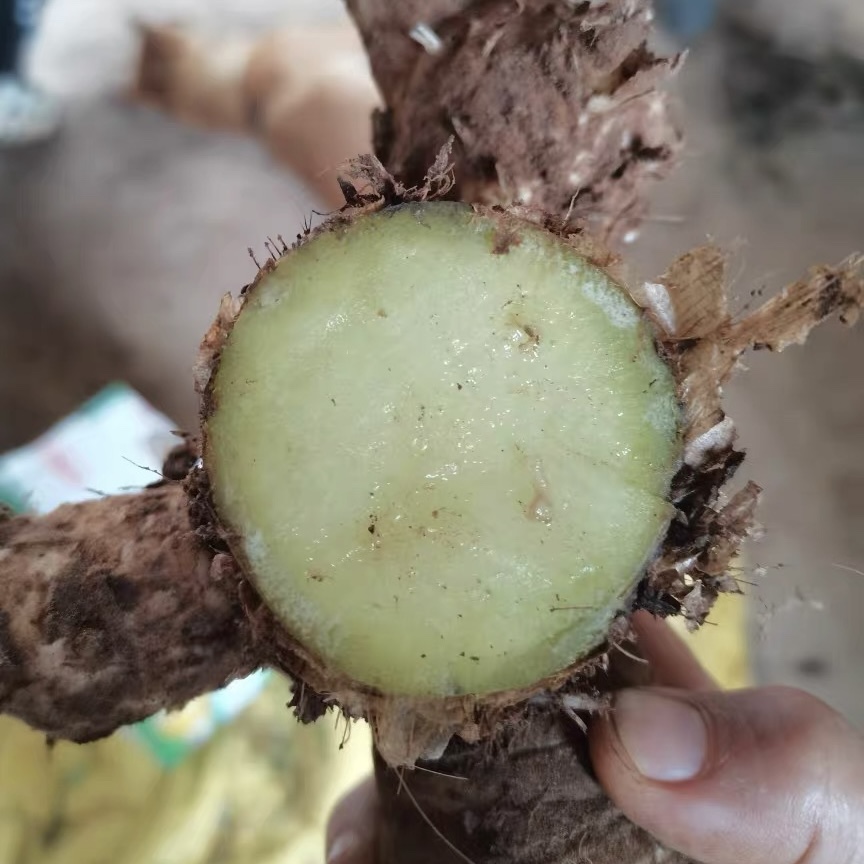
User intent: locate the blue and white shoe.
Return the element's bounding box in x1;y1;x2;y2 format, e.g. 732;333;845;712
0;75;60;146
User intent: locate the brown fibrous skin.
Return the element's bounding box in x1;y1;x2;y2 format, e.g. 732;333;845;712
0;483;257;742
345;0;683;245
375;660;694;864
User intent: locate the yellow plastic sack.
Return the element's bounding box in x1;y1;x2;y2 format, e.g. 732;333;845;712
0;674;372;864
672;590;752;690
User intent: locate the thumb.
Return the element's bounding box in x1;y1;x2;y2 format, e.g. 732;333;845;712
591;685;864;864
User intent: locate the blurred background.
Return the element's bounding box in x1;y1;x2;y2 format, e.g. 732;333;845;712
0;0;863;861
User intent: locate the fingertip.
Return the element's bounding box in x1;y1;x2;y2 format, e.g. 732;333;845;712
590;686;864;864
327;831;368;864
630;611;717;690
326;777;378;864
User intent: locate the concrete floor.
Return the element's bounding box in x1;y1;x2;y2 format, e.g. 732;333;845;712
2;22;864;722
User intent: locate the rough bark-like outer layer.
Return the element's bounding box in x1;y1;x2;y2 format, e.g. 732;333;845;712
375;660;694;864
345;0;682;244
0;484;258;741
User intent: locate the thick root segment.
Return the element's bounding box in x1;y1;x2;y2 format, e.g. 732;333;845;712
346;0;683;244
374;659;695;864
0;484;258;741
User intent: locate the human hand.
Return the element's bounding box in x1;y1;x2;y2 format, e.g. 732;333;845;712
590;611;864;863
326;612;864;863
326;775;377;864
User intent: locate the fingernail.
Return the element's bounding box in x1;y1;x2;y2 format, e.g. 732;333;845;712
327;831;362;864
614;689;708;782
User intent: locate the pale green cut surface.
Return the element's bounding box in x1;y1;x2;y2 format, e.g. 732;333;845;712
207;202;680;697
